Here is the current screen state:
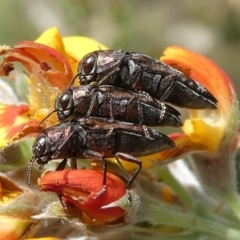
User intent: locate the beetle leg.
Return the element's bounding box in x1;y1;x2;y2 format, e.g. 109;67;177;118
83;150;107;198
120;58;143;91
137;99;144;125
70;158;77;169
54;130;75;156
158;73;178;101
129;64;143;91
59;195;69;213
106;127;114;137
115;152;142;189
140;90;167;122
135;92;152;125
124;94;139;123
98;67;120;85
55;158;68;171
125;93;148;125
86;92;98;117
138;91;153;101
108;93;114;122
157;100;166;122
142;125;154;140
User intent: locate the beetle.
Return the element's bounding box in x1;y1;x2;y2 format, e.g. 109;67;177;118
26;117;175;195
51;84;182;127
76;50;217;109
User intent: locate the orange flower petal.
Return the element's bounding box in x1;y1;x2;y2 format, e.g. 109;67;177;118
0;40;72;92
0;39;73;129
161;46;234;117
0;29;109;147
6;40;72;90
161;46;238;153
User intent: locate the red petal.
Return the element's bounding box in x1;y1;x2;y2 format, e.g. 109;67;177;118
39;169;126;222
0;103;40;147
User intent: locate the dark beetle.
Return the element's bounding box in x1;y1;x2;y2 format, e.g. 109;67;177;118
76;50;217;109
26;117;175;193
53;85;182;127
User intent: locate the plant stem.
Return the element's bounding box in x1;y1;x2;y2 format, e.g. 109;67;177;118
144;201;240;239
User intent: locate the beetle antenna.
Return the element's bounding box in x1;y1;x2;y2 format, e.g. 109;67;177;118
68;73;79;88
35;109;58;129
24;156;35;185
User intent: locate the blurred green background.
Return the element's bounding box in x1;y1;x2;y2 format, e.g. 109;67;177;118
0;0;240;96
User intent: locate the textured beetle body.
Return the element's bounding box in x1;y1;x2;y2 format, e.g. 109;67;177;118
27;117;175;189
33;117;175;166
78;50;217;109
55;85;182;127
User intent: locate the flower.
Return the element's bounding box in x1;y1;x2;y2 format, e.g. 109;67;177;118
1;27;240;239
140;46;238;162
161;46;238;152
38;168;140;226
144;46;240;218
0;27;107;148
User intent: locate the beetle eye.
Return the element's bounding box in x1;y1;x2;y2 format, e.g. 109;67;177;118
33;135;48;157
59;91;71;110
81;54;96;75
55;89;73;120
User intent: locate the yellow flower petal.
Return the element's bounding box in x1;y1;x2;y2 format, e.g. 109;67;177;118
35;27;66;56
0;216;36;240
0;174;23;206
63;36;108;76
35;27;108;76
183;117;223;152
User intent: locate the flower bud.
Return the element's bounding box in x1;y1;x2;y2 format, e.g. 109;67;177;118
39;168;141;226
